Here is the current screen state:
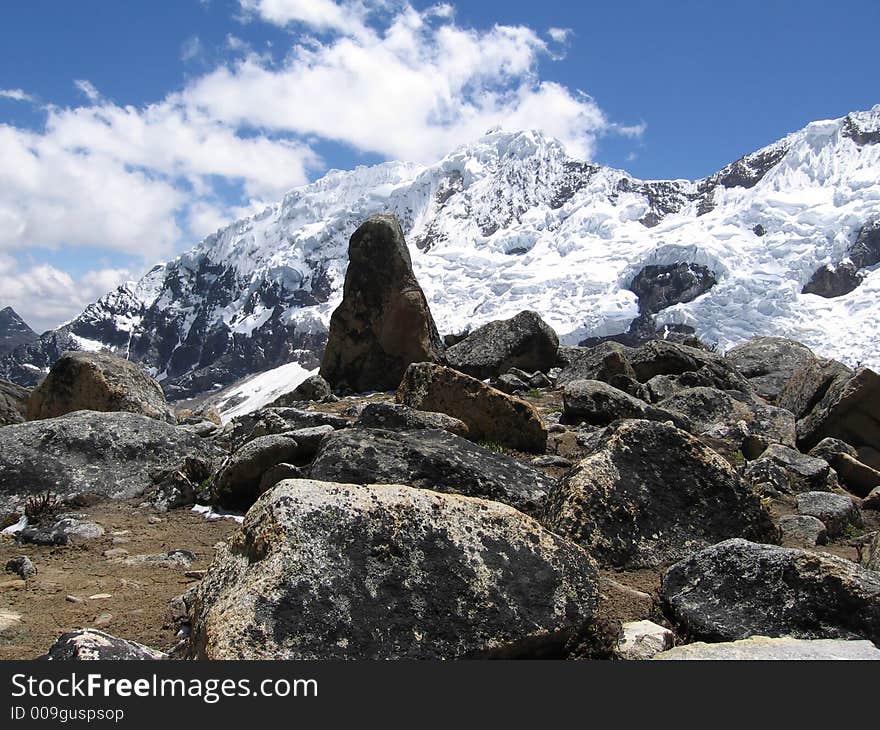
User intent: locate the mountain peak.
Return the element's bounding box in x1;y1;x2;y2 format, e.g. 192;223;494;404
0;307;38;358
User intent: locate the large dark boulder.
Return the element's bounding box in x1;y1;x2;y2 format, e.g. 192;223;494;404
802;262;864;298
556;342;636;387
310;427;553;515
42;629;167;660
227;407;348;449
188;480;600;659
725;337;816;401
541;420;776;568
269;374;332;406
661;539;880;644
0;411;222;514
744;444;835;493
777;357;852;420
354;402;469;438
319;215;443;392
445;310;558;379
561;379;690;430
0;378;28;426
27;351;175;424
213;434;304;510
397;363;547;453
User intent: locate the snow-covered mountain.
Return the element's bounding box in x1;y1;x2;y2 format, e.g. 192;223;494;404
3;107;880;396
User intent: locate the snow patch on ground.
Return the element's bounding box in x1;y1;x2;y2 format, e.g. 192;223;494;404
214;361;317;423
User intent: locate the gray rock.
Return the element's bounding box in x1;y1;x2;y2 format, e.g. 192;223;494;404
228;407;348;449
311;427;554;515
213;434;303;510
0;410;222;514
777;357;852;420
745;444;835;494
796;491;862;537
725;337;817;401
830;453;880;498
16;514;104;546
562;379;690;429
628;340;750;391
397;362;547;454
282;425;336;461
354;402;469;438
864;487;880;511
123;550;197;569
258;463;305;493
654;636;880;660
270;374;332;406
445;310;558;380
0;378;28;426
188;479;599;660
808;437;858;462
319;215;444;392
865;532;880;571
493;373;529;395
777;515;827;546
42;629;167;660
4;556;36;580
27;350;175;424
541;420;777;568
662;539;880;643
615;620;675;660
556;342;636;387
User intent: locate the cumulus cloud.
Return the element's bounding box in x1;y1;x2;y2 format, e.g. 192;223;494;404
74;79;101;102
0;88;34;102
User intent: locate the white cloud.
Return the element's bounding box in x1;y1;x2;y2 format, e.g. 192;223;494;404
0;89;33;102
239;0;369;36
547;27;572;44
0;261;133;333
181;35;205;62
74;79;100;102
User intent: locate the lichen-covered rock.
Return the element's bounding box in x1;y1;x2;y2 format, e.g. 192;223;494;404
16;514;104;546
213;434;303;510
541;420;777;568
777;515;827;546
188;480;600;660
0;378;28;426
354;402;469;438
556;342;636;387
794;367;880;452
744;444;836;493
865;532;880;571
4;556;37;580
397;362;547;453
808;437;858;462
319;215;444;392
661;539;880;643
561;379;690;429
825;453;880;498
26;351;175;424
777;357;853;420
725;337;817;401
227;407;348;449
310;427;553;515
269;374;332;406
627;340;750;390
42;629;167;660
0;411;222;514
445;310;558;380
795;491;862;537
654;636;880;660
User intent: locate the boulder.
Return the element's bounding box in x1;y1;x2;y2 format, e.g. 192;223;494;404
188;480;600;660
541;420;776;568
0;411;222;514
0;379;28;426
17;514;104;546
228;407;348;449
795;491;862;537
808;437;858;462
661;539;880;643
269;374;332;406
627;340;749;390
825;453;880;498
777;357;852;420
319;215;444;392
615;620;675;660
493;373;529;395
354;402;469;438
725;337;816;401
865;532;880;571
4;556;37;580
310;427;554;515
41;629;167;660
561;379;690;429
658;387;796;458
777;515;827;546
26;351;175;424
213;434;304;510
864;487;880;511
654;636;880;660
556;342;636;387
397;363;547;453
744;444;835;493
795;367;880;452
445;310;558;379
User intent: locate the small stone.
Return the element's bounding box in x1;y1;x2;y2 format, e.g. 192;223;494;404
530;455;574;468
654;636;880;660
148;516;164;524
66;595;84;603
89;593;112;600
5;556;37;580
102;548;129;559
185;570;206;580
795;491;862;537
111;535;131;545
777;514;828;546
616;620;675;660
93;612;113;627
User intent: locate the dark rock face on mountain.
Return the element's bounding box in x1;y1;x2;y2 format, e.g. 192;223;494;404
542;420;776;568
445;311;558;379
802;262;864;298
661;539;880;644
0;307;37;357
26;351;176;424
0;411;222;514
725;337;817;401
397;362;547;453
188;480;599;660
41;629;167;660
310;428;553;515
0;379;28;426
320;215;444;393
629;263;717;316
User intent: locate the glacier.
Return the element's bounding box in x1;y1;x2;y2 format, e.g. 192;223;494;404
2;106;880;396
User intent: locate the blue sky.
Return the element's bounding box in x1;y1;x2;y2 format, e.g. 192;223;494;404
0;0;877;331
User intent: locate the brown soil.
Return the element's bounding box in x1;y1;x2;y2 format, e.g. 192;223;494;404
0;500;236;659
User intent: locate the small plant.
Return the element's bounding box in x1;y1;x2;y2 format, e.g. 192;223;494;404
478;441;505;454
524;389;543;399
24;491;61;526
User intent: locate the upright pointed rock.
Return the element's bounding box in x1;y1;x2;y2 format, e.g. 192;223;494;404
319;214;443;392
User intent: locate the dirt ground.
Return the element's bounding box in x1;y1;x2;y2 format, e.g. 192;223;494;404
0;500;237;659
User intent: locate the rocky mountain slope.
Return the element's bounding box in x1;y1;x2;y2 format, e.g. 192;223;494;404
0;307;37;358
2;107;879;397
